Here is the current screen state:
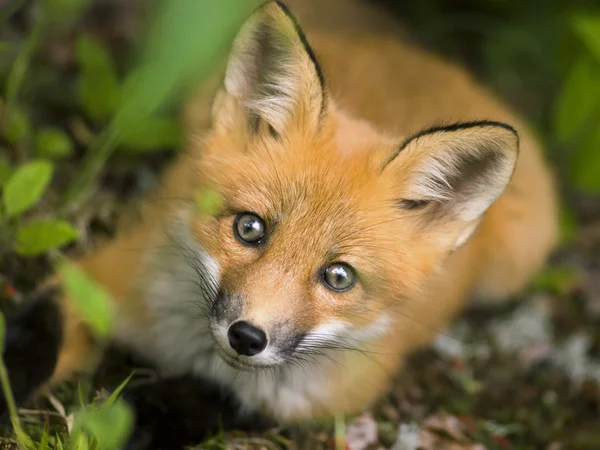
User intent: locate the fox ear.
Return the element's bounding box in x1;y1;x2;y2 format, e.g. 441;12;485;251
384;121;519;249
218;1;326;135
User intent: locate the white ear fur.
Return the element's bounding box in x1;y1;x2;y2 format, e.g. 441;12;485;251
222;1;325;134
386;122;519;248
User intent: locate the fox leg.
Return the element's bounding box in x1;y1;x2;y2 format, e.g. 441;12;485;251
1;288;63;415
121;376;274;450
0;286;95;418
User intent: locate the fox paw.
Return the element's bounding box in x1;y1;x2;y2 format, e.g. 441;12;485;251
0;288;63;420
120;375;274;450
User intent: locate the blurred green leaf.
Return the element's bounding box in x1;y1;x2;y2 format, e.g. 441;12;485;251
64;0;260;210
531;265;582;295
16;219;79;255
119;116;182;153
3;160;53;217
41;0;91;25
59;261;114;339
196;188;223;216
35;127;74;159
0;154;12;188
559;205;579;245
73;401;133;450
115;0;261;124
554;57;599;142
569;124;600;193
76;35;120;122
2;107;31;145
37;424;49;450
572;14;600;62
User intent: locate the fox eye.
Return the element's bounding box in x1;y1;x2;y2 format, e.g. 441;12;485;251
322;263;356;292
234;212;266;245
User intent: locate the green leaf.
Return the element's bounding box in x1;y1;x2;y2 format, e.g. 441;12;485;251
196;188;223;216
559;205;579;245
114;0;261;124
3;160;53;217
0;154;12;188
2;108;31;145
35;127;74;159
569;124;600;193
59;261;114;339
16;219;79;256
572;14;600;62
105;373;134;406
76;35;120;122
531;265;582;295
73;401;134;450
119;116;182;153
37;424;49;450
41;0;92;24
554;57;599;142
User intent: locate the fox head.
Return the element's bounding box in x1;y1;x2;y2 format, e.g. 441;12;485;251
181;1;519;370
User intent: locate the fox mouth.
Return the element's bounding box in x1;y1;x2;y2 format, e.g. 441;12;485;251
215;348;256;372
211;330;280;371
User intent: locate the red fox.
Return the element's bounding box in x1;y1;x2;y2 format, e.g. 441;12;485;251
2;0;558;447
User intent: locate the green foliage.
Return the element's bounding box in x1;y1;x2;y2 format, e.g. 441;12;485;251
553;57;599;142
0;154;12;187
59;261;114;340
120;116;183;153
76;35;121;123
41;0;92;26
531;265;582;295
70;401;134;450
35;127;74;159
196;188;224;216
16;219;79;255
64;0;261;210
572;15;600;61
552;13;600;193
3;159;53;217
2;106;31;145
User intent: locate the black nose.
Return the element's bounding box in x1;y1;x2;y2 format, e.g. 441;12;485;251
227;321;267;356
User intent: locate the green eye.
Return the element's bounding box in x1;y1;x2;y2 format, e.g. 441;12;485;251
234;212;266;245
322;263;356;292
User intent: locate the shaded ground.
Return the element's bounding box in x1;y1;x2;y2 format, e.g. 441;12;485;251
1;0;600;449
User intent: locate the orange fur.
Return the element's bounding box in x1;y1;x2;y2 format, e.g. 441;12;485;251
45;0;557;421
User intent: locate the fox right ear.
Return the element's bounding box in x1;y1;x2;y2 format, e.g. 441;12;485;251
383;121;519;250
213;1;326;136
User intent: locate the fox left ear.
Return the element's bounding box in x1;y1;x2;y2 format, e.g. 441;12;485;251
217;1;326;136
383;121;519;249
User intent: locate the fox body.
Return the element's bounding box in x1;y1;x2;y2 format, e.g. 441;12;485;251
5;0;557;442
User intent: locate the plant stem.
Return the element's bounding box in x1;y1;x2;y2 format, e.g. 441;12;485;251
4;21;42;113
2;17;44;163
60;125;121;215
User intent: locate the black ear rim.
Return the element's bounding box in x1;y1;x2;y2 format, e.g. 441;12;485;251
254;0;327;120
382;119;520;171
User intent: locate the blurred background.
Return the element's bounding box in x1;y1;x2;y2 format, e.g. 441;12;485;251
0;0;600;449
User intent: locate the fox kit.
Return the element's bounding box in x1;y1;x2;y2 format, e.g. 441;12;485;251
2;0;558;447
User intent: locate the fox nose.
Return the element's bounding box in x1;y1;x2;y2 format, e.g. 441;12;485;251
227;321;267;356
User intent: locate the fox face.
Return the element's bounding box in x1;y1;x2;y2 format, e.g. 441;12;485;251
179;1;518;371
